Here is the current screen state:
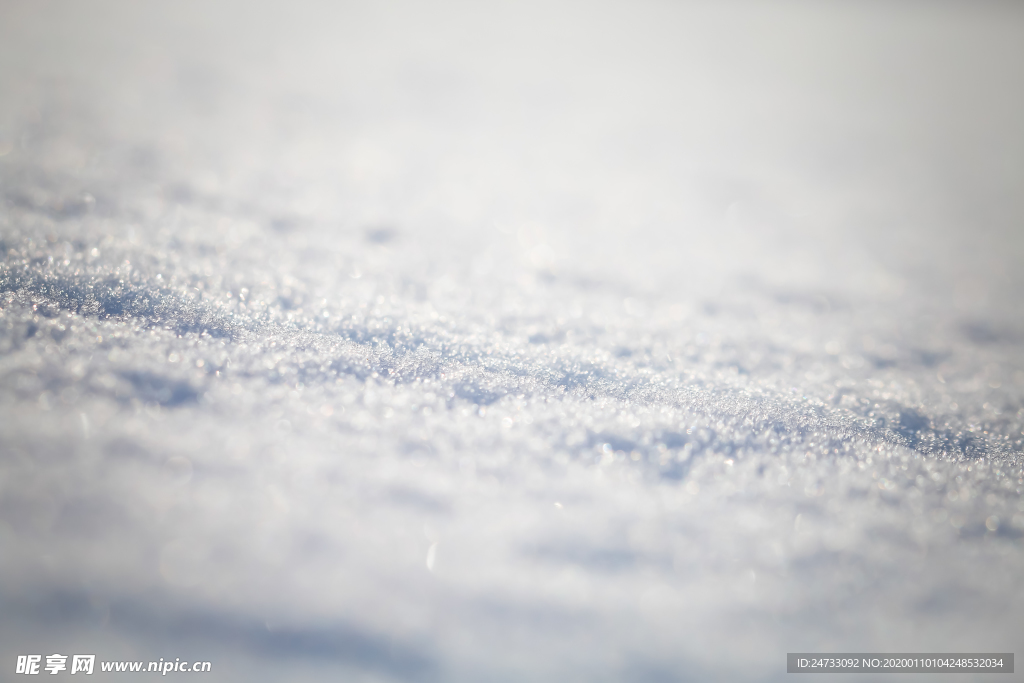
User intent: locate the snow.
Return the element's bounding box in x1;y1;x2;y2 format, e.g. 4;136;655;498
1;1;1023;680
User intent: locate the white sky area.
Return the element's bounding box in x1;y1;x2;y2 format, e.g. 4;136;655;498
1;1;1023;680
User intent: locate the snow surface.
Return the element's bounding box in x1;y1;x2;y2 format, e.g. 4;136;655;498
2;1;1024;680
